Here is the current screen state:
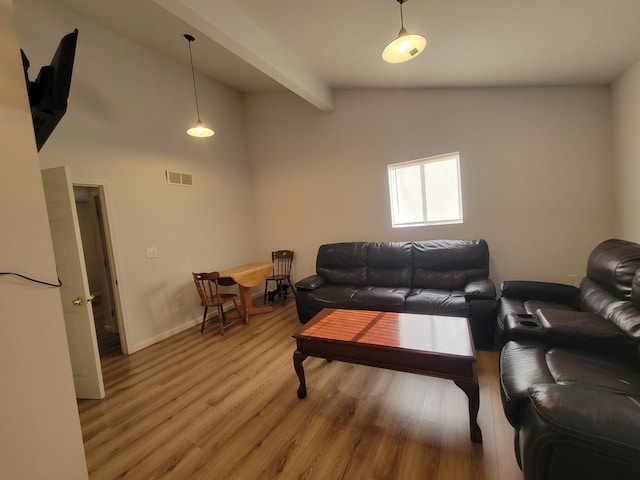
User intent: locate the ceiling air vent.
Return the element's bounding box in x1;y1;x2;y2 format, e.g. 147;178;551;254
165;170;193;187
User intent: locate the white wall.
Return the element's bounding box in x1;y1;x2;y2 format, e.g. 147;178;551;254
0;1;88;478
14;0;259;352
246;88;614;287
612;59;640;242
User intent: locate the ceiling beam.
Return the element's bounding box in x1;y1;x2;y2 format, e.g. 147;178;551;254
153;0;334;112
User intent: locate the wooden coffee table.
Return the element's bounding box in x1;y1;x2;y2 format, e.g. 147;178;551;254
292;308;482;443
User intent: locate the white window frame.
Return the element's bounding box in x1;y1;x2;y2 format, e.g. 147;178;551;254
388;152;463;228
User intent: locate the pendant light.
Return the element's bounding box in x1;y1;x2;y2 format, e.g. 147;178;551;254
382;0;427;64
184;34;214;138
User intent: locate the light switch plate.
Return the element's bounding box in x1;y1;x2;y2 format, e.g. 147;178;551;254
145;246;158;259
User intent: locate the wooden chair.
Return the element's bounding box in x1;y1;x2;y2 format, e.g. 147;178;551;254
192;272;240;335
263;250;294;305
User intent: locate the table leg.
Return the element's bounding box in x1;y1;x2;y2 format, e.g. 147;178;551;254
454;379;483;443
293;351;308;399
237;286;272;324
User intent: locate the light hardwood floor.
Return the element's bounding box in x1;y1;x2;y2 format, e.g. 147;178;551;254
78;302;523;480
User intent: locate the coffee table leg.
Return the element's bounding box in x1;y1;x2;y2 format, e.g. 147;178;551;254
454;380;483;443
293;351;308;399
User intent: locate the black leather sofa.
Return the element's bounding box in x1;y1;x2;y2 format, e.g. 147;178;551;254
498;239;640;479
294;239;497;349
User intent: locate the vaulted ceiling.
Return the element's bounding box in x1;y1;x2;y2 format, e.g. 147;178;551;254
54;0;640;112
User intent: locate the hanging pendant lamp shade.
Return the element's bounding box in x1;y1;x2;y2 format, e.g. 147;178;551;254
382;0;426;64
187;119;214;138
184;34;214;138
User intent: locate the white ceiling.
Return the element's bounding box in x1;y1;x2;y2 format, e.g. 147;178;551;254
54;0;640;112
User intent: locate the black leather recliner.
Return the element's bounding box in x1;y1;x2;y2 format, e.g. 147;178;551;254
498;239;640;479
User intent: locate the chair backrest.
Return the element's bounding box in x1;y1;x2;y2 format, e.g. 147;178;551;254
272;250;294;276
192;272;222;307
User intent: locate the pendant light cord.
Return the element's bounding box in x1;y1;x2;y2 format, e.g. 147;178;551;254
186;37;202;122
399;1;405;28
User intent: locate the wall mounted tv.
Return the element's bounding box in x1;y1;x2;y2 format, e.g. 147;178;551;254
21;28;78;151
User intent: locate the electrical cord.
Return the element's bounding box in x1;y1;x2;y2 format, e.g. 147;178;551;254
0;272;62;287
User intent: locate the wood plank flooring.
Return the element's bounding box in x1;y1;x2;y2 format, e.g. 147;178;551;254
78;302;523;480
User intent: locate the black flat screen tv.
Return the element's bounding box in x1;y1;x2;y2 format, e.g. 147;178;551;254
21;29;78;151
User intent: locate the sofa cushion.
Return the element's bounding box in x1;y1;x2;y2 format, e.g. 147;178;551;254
351;286;410;311
404;288;467;316
412;239;489;290
367;242;413;287
316;242;368;286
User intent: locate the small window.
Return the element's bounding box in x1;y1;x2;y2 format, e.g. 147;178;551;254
388;152;463;228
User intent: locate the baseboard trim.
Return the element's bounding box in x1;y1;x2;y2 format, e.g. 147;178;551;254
129;290;264;354
130;317;200;353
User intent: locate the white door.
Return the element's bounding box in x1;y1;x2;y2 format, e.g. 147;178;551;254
42;166;105;399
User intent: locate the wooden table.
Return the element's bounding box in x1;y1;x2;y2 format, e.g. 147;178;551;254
292;308;482;443
218;262;273;323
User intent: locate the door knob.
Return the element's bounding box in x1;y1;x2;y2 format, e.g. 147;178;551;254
72;294;95;306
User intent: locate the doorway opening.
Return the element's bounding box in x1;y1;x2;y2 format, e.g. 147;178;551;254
73;185;125;358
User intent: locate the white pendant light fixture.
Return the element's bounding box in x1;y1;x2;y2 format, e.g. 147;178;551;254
382;0;427;64
184;34;214;138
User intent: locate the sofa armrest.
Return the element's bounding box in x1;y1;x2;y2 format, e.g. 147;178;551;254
295;275;326;291
519;384;640;479
535;309;624;339
529;384;640;447
464;279;496;299
500;280;579;308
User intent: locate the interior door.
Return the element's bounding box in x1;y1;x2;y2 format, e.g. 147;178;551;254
41;166;105;399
